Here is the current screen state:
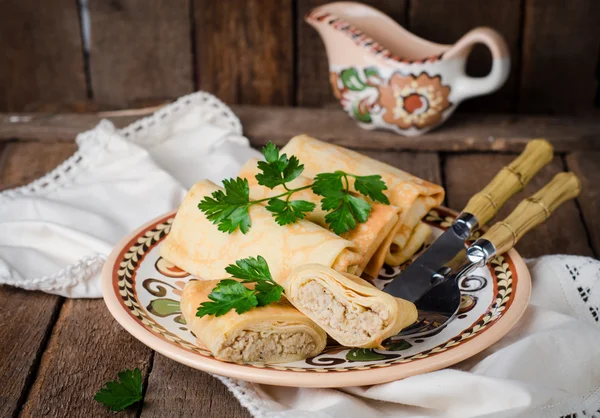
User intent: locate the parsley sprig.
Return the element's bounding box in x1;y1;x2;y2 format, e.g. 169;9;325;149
196;256;284;318
198;142;389;235
94;368;143;412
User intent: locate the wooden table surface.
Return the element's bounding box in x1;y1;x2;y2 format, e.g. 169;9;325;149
0;107;599;417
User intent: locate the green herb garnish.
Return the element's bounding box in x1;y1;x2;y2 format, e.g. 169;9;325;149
198;142;388;235
94;368;143;412
196;256;284;318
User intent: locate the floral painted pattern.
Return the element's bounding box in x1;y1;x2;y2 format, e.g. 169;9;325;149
329;68;452;132
378;73;451;129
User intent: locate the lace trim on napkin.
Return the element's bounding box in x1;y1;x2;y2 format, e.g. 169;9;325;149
0;254;107;292
0;91;242;294
0;91;241;202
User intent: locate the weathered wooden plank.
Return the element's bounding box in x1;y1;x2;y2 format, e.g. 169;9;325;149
296;0;407;107
445;154;594;257
89;0;194;107
141;355;251;418
1;108;600;152
519;0;600;113
566;152;600;257
20;300;154;417
194;0;293;105
409;0;522;112
0;142;77;417
0;0;87;111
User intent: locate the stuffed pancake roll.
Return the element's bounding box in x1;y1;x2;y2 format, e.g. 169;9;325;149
181;280;327;363
239;158;399;275
160;180;362;281
282;264;417;348
281;135;444;273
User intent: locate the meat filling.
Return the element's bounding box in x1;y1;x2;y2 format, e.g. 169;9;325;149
218;330;317;363
296;280;388;345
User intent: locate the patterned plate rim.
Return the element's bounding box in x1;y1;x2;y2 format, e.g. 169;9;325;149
101;208;531;388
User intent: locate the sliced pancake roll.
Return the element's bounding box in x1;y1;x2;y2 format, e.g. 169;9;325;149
282;264;418;348
181;280;327;363
160;180;363;281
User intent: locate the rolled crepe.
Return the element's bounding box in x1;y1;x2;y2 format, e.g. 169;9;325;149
181;280;327;363
160;180;363;281
282;264;418;348
387;221;432;266
281;135;444;274
239;158;399;276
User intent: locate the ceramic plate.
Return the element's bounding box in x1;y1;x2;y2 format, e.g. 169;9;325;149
102;207;530;388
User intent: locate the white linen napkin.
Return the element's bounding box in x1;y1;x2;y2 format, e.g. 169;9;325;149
217;255;600;418
0;92;260;297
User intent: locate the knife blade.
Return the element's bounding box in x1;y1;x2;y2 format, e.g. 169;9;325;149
384;139;553;302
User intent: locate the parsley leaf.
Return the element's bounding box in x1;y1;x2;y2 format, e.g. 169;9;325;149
262;141;279;163
197;279;258;317
312;171;345;196
266;198;316;225
255;142;305;189
224;255;272;282
352;175;390;204
254;280;284;306
313;172;374;234
94;368;143;412
198;178;251;234
324;194;372;234
198;256;285;318
197;142;389;235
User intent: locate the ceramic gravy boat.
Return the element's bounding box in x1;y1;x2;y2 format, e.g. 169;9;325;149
307;2;510;136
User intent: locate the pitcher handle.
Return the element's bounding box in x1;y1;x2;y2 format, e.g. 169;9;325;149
445;27;511;102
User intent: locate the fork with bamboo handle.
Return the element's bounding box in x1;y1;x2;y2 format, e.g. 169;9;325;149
465;172;581;265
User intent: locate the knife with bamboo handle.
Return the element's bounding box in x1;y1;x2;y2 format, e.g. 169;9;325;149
384;139;554;302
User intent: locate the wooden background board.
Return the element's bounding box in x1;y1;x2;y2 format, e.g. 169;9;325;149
194;0;294;105
0;0;87;111
0;0;599;113
519;0;600;114
88;0;194;107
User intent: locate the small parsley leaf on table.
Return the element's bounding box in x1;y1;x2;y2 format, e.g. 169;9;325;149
197;256;285;318
94;368;143;412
